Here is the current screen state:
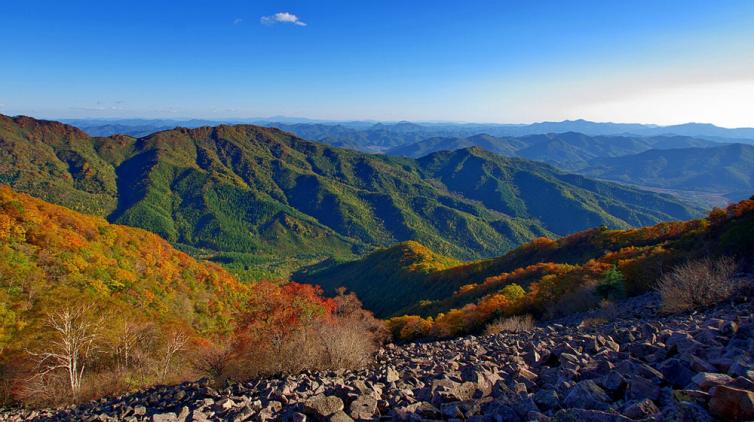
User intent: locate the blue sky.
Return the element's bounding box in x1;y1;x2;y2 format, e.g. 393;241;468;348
2;1;753;126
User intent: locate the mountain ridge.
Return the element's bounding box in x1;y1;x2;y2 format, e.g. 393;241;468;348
0;114;701;277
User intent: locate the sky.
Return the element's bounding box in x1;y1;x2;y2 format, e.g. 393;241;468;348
1;1;753;127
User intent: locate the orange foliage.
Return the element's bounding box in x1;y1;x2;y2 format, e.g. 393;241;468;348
0;185;371;405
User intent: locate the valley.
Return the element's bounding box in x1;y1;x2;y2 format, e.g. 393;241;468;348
1;117;753;420
0;115;701;280
4;2;754;420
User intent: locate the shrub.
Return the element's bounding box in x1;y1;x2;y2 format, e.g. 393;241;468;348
230;286;385;378
387;315;433;341
596;266;626;300
318;289;387;369
546;286;601;319
655;257;736;313
500;283;526;301
484;314;534;335
579;317;608;327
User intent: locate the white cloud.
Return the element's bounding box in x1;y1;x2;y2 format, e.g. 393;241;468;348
233;18;243;25
260;12;306;27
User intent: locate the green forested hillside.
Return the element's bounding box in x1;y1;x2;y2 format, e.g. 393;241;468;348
0;115;700;277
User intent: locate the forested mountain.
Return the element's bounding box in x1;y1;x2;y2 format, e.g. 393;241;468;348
388;133;753;206
582;143;754;200
0;115;700;276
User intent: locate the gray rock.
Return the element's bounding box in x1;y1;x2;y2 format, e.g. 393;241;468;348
658;358;695;388
692;372;734;390
623;399;659;419
349;395;378;420
708;385;754;421
601;371;626;395
563;380;611;411
625;376;660;401
660;401;713;422
303;395;344;418
386;366;400;383
152;413;178;422
552;408;631;421
534;389;560;410
328;410;354;422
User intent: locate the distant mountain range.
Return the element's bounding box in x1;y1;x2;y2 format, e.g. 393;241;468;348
1;115;700;277
387;132;718;169
63;118;754;152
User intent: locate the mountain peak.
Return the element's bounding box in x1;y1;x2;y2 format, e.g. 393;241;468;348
2;114;89;141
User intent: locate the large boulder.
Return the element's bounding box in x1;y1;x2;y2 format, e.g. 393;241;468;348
708;385;754;421
349;395;378;420
658;358;695;388
692;372;734;390
303;395;344;418
563;380;611;411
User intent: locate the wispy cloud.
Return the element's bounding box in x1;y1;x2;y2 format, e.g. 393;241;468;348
232;18;243;25
260;12;306;27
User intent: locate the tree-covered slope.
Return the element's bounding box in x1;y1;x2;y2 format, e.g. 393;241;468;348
104;124;552;261
384;134;526;159
0;115;701;272
301;196;754;326
386;197;754;339
416;147;697;233
0;115;120;215
0;184;248;355
0;185;378;405
295;241;461;316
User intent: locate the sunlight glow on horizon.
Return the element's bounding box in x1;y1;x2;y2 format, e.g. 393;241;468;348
1;1;753;127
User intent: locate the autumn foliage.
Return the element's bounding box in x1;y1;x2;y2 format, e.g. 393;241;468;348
0;185;383;406
388;196;754;341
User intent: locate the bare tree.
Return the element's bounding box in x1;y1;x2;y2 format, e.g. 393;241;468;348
28;306;102;399
158;331;188;381
113;320;148;371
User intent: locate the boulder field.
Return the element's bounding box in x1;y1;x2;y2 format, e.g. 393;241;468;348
3;294;753;421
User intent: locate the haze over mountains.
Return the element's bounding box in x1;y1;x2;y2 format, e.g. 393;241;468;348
582;143;754;198
65;118;754;150
387;133;717;167
393;134;754;204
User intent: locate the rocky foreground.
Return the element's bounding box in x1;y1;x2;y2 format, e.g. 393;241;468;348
4;294;754;421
